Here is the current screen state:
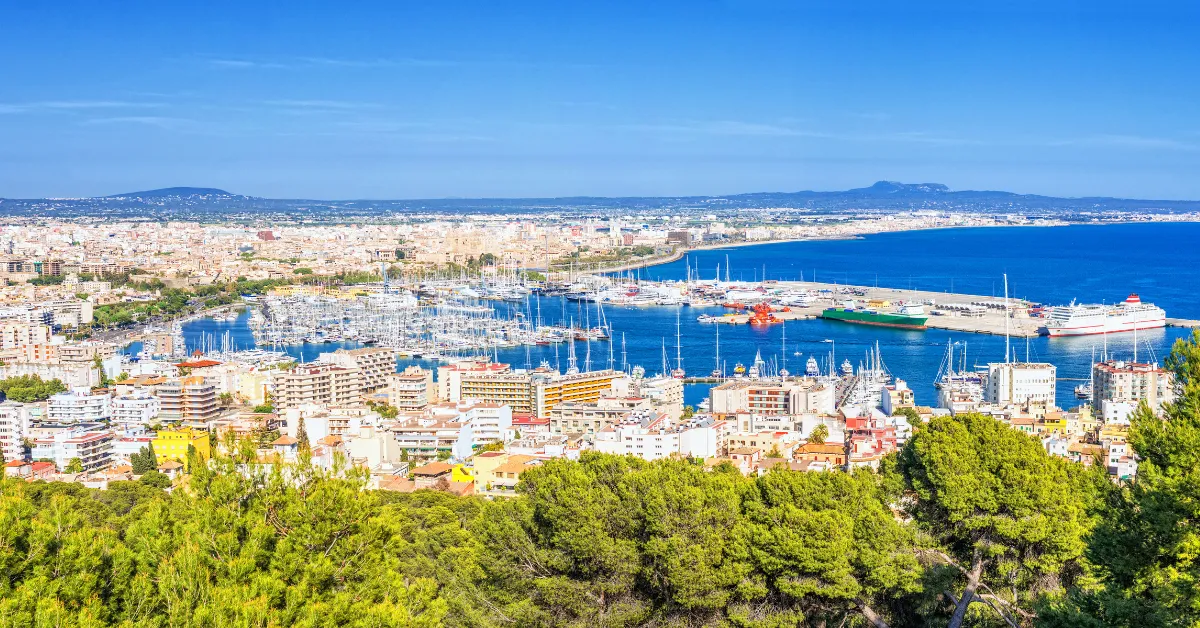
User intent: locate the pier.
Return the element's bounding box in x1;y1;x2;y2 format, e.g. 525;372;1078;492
701;280;1043;337
1167;318;1200;329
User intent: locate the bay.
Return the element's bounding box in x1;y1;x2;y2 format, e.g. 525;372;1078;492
177;223;1200;409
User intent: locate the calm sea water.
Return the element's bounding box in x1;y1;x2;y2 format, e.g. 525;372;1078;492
170;223;1200;408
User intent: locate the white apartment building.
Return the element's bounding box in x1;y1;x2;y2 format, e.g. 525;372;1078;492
386;366;435;411
274;365;363;409
0;400;31;462
317;347;397;393
48;389;111;423
984;362;1056;408
111;395;160;427
458;402;513;446
593;413;726;461
32;429;113;472
0;322;51;351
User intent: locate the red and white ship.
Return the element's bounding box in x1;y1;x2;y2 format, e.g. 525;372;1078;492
1042;294;1166;337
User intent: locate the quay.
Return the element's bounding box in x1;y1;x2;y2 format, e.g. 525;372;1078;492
705;280;1043;337
1168;318;1200;329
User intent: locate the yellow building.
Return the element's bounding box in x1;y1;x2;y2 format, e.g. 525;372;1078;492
270;284;325;297
153;428;211;471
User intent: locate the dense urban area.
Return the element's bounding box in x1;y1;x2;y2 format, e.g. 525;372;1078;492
0;192;1199;627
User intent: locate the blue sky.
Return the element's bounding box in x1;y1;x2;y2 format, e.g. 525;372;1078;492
2;1;1198;199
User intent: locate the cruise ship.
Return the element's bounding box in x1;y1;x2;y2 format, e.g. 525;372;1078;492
1042;294;1166;337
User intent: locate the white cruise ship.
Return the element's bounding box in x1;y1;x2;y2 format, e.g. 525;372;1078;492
1043;293;1166;337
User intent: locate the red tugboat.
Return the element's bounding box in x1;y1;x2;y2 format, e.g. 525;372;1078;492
748;302;781;326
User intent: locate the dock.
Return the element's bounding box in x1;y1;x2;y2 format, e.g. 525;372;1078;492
1167;318;1200;329
705;280;1043;337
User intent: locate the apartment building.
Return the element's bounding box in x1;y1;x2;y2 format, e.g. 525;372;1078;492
710;378;835;416
984;362;1056;409
48;389;111;423
613;376;684;419
454;371;536;414
156;376;220;424
386;366;435;411
593;413;726;460
318;347;397;393
389;416;474;461
0;400;31;462
550;396;650;435
0;322;50;352
111;396;159;429
274;364;363;409
32;429;113;472
532;369;626;418
442;362;624;418
1092;360;1176;421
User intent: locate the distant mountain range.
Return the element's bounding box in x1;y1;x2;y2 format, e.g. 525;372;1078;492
1;181;1198;221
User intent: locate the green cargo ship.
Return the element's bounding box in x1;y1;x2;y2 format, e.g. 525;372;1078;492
820;306;928;330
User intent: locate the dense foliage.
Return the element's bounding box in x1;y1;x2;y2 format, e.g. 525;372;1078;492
0;374;68;403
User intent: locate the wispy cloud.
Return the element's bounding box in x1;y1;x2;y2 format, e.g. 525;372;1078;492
620;120;831;138
1046;134;1199;151
0;100;165;114
205;55;458;70
81;116;195;130
264;99;382;110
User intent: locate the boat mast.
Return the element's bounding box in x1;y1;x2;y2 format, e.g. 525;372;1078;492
661;339;668;377
714;323;720;375
781;324;787;373
1003;273;1010;364
621;332;627;373
675;311;683;373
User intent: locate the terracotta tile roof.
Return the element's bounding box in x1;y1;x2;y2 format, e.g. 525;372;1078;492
411;461;453;476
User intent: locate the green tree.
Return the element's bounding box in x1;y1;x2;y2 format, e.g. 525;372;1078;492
1051;330;1200;627
218;391;234;406
0;375;68;402
681;404;695;419
139;469;172;489
293;267;313;275
131;444;158;474
65;457;83;473
733;468;922;626
893;406;921;424
810;423;830;445
296;416;310;454
899;412;1096;627
252;403;274;414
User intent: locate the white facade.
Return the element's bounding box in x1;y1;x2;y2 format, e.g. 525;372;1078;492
48;389;112;424
0;400;31;462
593;414;725;461
984;362;1056;408
459;403;513;446
32;428;113;472
111;395;159;427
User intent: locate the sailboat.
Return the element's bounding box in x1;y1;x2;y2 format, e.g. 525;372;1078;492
1075;346;1095;399
748;350;765;379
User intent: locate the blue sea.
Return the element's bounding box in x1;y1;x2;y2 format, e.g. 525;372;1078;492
169;223;1200;409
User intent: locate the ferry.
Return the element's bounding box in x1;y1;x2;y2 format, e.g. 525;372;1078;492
1042;294;1166;337
820;301;928;330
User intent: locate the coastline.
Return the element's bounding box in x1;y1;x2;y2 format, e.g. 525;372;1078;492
555;217;1200;278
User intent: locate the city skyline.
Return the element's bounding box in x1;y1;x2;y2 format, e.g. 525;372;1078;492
4;1;1200;200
